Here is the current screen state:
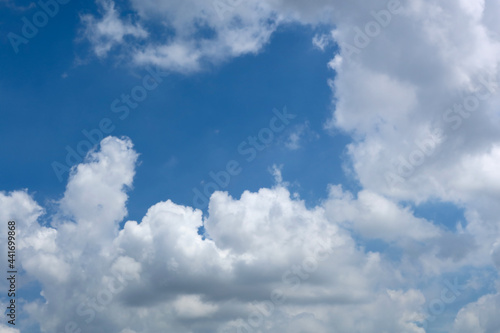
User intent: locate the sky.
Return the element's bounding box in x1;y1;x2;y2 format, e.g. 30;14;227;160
0;0;500;332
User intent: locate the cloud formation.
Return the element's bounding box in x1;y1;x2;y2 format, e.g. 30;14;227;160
0;137;424;332
3;0;500;331
0;132;492;332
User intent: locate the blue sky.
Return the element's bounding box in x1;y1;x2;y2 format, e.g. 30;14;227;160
1;9;350;221
1;0;500;332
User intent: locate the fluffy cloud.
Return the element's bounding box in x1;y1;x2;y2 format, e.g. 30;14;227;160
1;134;495;332
0;136;452;332
327;1;500;330
324;185;441;242
4;0;499;331
324;3;500;328
326;0;500;205
452;292;500;333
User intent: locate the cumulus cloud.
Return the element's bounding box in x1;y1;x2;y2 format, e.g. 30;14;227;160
4;0;499;331
452;292;500;333
320;0;500;209
0;136;459;332
325;185;441;242
1;133;496;332
325;1;500;329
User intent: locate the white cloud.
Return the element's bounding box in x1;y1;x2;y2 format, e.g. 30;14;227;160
58;136;138;242
326;0;500;205
10;0;500;330
81;0;148;57
80;0;339;72
323;1;500;329
1;136;443;332
325;185;441;243
452;292;500;333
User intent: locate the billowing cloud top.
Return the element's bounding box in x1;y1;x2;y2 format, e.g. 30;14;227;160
0;136;434;332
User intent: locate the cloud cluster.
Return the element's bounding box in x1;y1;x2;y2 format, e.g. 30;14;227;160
324;2;500;328
0;132;493;332
0;136;438;332
330;0;500;205
3;0;500;331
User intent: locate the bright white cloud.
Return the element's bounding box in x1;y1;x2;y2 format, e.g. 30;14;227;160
7;0;500;331
0;136;449;332
325;1;500;329
1;134;495;331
